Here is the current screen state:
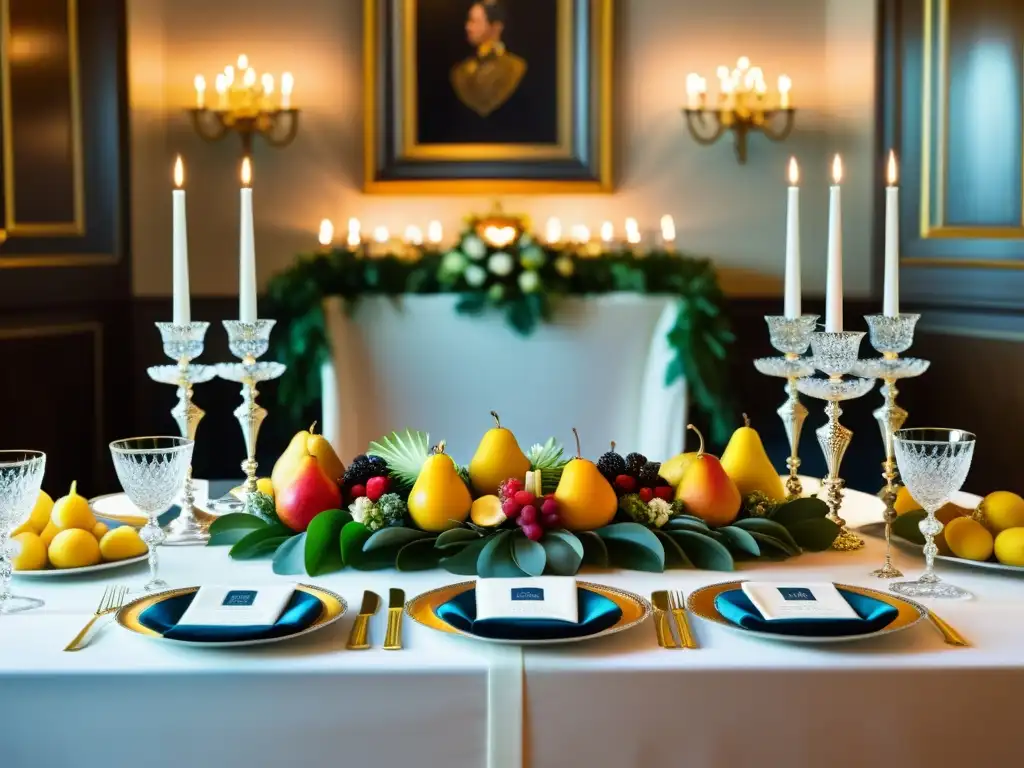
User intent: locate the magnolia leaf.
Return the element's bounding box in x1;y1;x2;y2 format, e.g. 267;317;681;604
306;510;351;575
478;530;525;577
577;530;610;568
654;530;693;568
512;535;547;577
665;515;709;529
440;535;492;575
788;518;842;551
597;523;665;573
435;527;483;550
338;520;371;566
669;530;734;571
892;510;927;544
747;531;800;559
770;497;831;527
734;517;801;552
229;524;293;559
208;513;268;546
717;526;760;558
272;532;308;575
541;533;583;576
395;538;442;571
363;527;431;552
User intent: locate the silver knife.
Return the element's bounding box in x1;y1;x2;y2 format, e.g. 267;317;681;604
383;588;405;651
346;590;381;650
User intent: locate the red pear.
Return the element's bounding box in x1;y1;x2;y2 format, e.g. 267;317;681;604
276;455;342;532
675;424;741;527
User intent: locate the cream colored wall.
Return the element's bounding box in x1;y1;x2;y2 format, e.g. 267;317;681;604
128;0;878;301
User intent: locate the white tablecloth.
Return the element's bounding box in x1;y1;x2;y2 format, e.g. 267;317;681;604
320;295;688;464
3;486;1023;768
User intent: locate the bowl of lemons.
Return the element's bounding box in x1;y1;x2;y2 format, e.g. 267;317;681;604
10;482;149;577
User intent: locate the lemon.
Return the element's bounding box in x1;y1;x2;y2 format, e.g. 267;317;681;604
48;528;101;569
470;494;506;527
944;517;994;562
99;526;147;561
11;532;48;571
26;490;54;533
50;481;96;532
92;521;109;539
893;485;919;516
977;491;1024;534
40;522;59;548
994;528;1024;567
257;477;275;498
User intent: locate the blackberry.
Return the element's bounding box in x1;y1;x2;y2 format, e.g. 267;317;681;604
366;455;389;476
639;461;661;487
343;455;375;487
624;452;647;476
596;445;626;480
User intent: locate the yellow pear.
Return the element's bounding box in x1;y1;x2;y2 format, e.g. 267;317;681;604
99;526;148;561
659;451;700;488
719;414;786;501
40;522;59;548
308;427;346;484
408;442;473;532
48;529;101;569
271;425;316;490
272;423;346;491
676;425;741;527
468;411;531;496
25;490;54;533
553;428;618;531
50;482;96;531
12;532;48;571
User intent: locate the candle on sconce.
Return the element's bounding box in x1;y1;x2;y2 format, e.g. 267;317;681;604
318;218;334;248
883;150;899;317
825;154;844;333
600;221;614;245
570;225;591;244
545;217;562;245
778;75;792;109
347;218;361;250
194;75;206;109
373;226;390;244
224;65;235;86
784;157;801;319
243;67;257;89
237;53;249;70
427;220;443;246
281;72;294;109
238;157;258;323
660;215;676;249
405;225;424;246
625;217;641;245
215;73;228;109
172;156;190;324
686;73;701;110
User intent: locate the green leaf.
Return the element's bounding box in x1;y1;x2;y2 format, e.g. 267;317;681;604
717;526;760;557
478;531;525;577
665;515;709;529
787;517;842;551
892;510;926;544
734;517;801;552
770;497;831;526
541;532;584;576
208;513;267;546
435;527;483;550
272;532;308;575
577;530;609;567
512;535;547;576
395;538;442;571
363;527;431;552
655;530;693;568
748;531;800;558
304;509;351;575
229;524;293;559
669;530;734;570
439;535;492;575
339;521;377;569
597;523;665;572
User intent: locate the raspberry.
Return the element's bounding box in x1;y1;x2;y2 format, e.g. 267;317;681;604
499;477;524;500
350;484;366;499
365;476;391;502
513;490;536;506
614;475;637;493
654;486;675;502
638;487;654;503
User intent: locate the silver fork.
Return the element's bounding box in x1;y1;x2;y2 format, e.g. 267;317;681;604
64;585;128;652
669;590;699;650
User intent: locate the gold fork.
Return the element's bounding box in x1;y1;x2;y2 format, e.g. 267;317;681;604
669;590;699;649
64;585;128;652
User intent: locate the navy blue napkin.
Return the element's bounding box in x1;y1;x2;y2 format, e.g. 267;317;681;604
435;587;622;640
714;587;899;637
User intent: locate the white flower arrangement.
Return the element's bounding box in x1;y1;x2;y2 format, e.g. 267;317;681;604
462;235;487;260
520;245;546;270
465;264;488;287
488;251;514;276
554;255;575;277
518;270;540;293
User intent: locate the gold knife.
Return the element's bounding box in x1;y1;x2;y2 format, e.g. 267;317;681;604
651;591;678;648
926;609;969;647
383;588;405;650
346;590;381;650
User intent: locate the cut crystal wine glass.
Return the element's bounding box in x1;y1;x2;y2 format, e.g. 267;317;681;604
891;428;976;599
109;437;194;591
0;450;46;614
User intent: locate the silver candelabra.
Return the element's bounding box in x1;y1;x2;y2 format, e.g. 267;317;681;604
147;322;217;545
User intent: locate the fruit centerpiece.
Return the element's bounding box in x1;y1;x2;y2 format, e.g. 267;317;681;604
209;413;841;576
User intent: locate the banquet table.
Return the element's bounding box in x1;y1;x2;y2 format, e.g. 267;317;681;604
3;485;1023;768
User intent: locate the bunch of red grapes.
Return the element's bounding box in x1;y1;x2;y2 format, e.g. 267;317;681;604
498;478;560;542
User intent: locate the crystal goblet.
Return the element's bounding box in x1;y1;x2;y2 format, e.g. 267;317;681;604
0;451;46;613
891;428;976;599
109;437;194;591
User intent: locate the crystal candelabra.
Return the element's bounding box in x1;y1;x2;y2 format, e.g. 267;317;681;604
851;314;930;578
754;315;818;497
216;320;285;516
147;323;217;545
796;332;876;551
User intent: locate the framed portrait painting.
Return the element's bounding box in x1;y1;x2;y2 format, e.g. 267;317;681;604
363;0;614;193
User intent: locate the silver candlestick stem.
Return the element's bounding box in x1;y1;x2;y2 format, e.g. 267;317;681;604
217;320;285;516
852;314;930;578
148;322;217;545
796;331;875;552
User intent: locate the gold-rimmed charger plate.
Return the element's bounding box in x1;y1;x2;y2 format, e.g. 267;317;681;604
116;584;347;648
687;581;926;644
406;580;651;646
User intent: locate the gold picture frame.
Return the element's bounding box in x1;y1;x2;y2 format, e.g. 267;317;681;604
364;0;614;194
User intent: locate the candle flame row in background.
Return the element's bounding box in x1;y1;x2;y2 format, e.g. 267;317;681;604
194;53;294;111
316;216;678;249
783;149;901;334
685;55;792;110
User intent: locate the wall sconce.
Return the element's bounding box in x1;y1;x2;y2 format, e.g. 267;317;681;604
189;54;300;156
682;56;795;164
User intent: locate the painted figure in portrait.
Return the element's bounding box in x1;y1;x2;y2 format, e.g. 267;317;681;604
451;1;527;117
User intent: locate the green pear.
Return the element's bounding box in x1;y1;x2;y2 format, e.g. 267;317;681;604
468;411;531;496
720;414;786;501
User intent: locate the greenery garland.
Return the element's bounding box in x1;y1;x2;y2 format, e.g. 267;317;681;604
265;215;737;442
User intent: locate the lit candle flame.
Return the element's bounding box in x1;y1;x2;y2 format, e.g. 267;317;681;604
570;224;590;244
318;219;334;247
778;74;792;94
237;54;249;71
887;150;898;186
241;157;252;186
625;217;641;245
660;215;676;243
215;73;227;94
545;217;562;244
737;56;750;71
427;220;443;244
243;67;257;88
224;65;235;84
600;221;614;242
373;226;389;244
173;155;184;188
261;73;274;95
194;74;206;93
347;218;361;247
405;225;423;245
831;154;842;185
281;72;294;96
788;157;799;185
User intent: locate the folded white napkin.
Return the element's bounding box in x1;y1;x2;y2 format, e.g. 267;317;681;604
176;585;296;627
475;577;579;623
741;581;859;621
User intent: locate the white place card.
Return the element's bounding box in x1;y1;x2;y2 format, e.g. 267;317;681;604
475;577;579;624
741;582;859;621
176;585;296;627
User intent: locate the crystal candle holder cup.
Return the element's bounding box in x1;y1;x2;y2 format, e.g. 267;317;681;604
223;319;276;361
864;313;920;355
809;331;865;377
765;314;818;356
